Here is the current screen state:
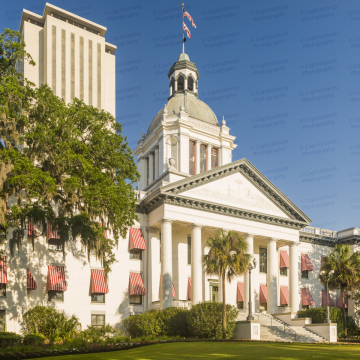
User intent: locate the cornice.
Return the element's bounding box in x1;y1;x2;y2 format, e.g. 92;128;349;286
299;234;336;247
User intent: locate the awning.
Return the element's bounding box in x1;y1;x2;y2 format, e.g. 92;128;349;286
159;275;176;298
301;254;314;271
129;272;146;296
28;220;37;238
91;269;109;294
260;284;267;303
280;251;289;268
302;288;315;306
48;223;60;239
188;278;191;300
0;256;7;284
129;228;146;250
27;268;37;290
48;265;67;291
280;286;289;305
322;290;335;307
336;291;348;308
237;282;244;302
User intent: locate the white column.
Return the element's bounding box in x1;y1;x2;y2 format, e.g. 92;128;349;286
184;77;188;90
161;219;173;309
289;242;299;313
191;224;202;305
154;146;159;179
206;144;212;171
195;140;200;174
244;234;255;313
267;238;278;314
149;152;154;184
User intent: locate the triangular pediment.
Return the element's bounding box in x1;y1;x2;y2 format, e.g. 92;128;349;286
159;159;311;224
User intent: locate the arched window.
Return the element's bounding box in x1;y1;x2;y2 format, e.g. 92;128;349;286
170;78;175;95
177;75;185;91
188;77;194;92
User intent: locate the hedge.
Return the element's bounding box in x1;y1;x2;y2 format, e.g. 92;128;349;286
0;332;22;347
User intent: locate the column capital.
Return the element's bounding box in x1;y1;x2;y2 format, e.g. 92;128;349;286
161;219;174;224
287;241;300;247
266;237;279;243
155;144;159;150
195;139;201;144
245;233;256;238
190;223;203;229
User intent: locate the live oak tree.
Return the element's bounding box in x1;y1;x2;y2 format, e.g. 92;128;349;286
0;29;139;275
202;229;250;339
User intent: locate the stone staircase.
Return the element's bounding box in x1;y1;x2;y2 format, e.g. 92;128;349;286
237;311;326;343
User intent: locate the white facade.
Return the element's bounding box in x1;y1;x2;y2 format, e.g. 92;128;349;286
1;6;359;333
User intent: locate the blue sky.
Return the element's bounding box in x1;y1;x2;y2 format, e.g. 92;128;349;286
2;0;360;231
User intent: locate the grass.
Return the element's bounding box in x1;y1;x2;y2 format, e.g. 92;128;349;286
35;341;360;360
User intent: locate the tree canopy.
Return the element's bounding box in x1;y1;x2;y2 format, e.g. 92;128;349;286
0;29;139;274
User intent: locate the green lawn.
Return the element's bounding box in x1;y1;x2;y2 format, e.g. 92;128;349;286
36;342;360;360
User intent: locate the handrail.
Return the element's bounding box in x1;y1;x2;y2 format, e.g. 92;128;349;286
262;313;297;341
241;307;260;321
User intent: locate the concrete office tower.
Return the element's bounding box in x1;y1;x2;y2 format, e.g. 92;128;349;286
19;3;116;116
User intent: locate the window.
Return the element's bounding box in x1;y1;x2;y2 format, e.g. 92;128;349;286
146;157;149;186
260;303;267;311
189;141;195;175
49;238;62;252
302;270;309;279
188;77;194;91
170;78;175;95
91;314;105;327
130;249;142;260
91;293;105;303
211;147;218;169
177;75;184;91
153;152;156;181
200;144;207;173
187;236;191;265
280;267;287;276
0;284;6;297
237;301;244;310
130;294;143;305
302;305;309;310
0;310;5;332
259;248;267;273
48;290;64;302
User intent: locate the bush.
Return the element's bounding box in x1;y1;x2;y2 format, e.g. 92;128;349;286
160;307;188;337
0;332;22;347
187;302;239;339
123;310;163;338
80;324;116;343
23;333;45;346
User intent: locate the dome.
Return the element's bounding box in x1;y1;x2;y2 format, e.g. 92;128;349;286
147;93;218;135
177;53;190;61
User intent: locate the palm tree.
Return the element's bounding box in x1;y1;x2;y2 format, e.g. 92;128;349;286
202;229;250;339
320;244;360;337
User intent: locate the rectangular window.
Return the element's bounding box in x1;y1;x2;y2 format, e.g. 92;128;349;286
88;40;93;105
280;267;287;276
189;140;195;175
48;290;64;302
130;249;142;260
52;25;56;94
301;270;309;279
259;247;267;273
200;144;207;172
97;43;101;109
80;36;84;100
0;284;6;297
91;293;105;303
70;33;75;101
91;314;105;327
260;303;267;311
0;310;5;332
146;157;150;186
49;238;63;252
187;236;191;265
130;294;142;305
211;148;218;169
237;301;244;310
153;153;156;181
302;305;309;311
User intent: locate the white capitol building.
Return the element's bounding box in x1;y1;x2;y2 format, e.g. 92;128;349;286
0;5;359;339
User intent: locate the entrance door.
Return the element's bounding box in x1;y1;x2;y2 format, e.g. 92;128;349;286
210;283;219;302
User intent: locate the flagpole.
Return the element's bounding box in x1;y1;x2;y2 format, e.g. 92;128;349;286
182;3;185;53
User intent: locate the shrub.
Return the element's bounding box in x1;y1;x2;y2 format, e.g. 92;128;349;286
123;310;163;338
23;333;45;346
187;301;238;339
0;332;22;347
80;324;116;343
160;307;188;337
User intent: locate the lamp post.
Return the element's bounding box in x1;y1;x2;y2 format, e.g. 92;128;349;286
247;258;257;321
321;270;334;324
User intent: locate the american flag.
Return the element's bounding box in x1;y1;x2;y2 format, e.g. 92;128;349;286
183;23;191;38
183;9;196;28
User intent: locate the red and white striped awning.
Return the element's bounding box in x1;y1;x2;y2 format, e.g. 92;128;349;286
260;284;267;303
129;228;146;250
159;275;176;298
301;254;314;271
336;291;348;308
91;269;109;294
322;290;335;307
28;220;37;238
188;277;191;300
280;286;289;305
237;282;244;302
302;288;315;306
0;256;7;284
27;268;37;290
47;265;67;291
48;223;60;239
280;251;289;268
129;272;146;296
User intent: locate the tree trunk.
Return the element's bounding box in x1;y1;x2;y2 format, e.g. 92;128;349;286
342;289;347;337
222;273;226;340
